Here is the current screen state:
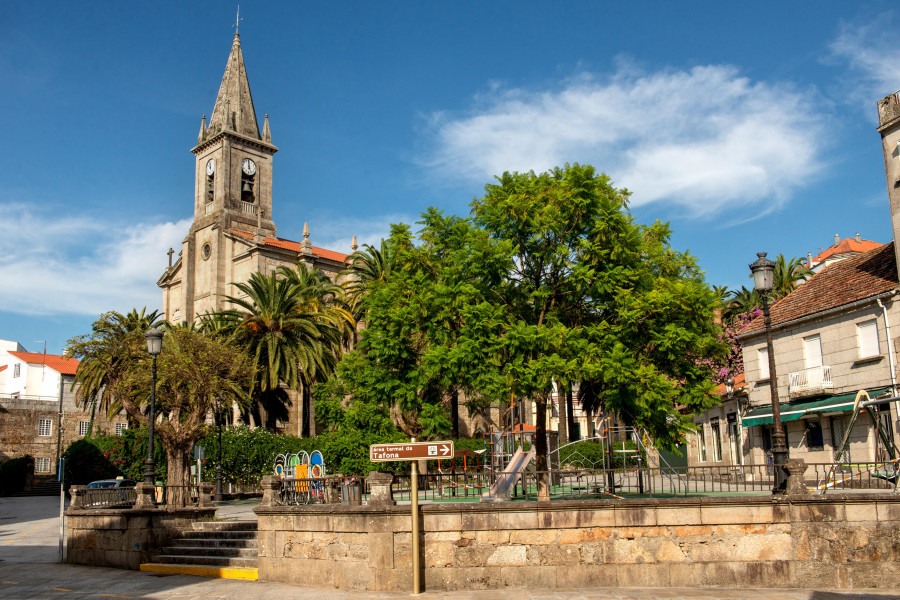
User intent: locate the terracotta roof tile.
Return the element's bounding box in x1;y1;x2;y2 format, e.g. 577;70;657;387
8;351;79;375
229;230;349;263
713;372;745;396
807;237;884;267
742;242;898;337
0;365;6;372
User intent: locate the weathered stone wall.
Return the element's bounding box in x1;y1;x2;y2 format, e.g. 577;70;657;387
255;495;900;592
0;389;127;472
66;507;215;570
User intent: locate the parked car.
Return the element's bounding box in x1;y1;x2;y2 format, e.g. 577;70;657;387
83;479;136;506
85;478;136;489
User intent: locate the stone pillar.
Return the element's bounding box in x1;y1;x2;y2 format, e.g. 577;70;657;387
260;475;280;507
199;483;214;507
133;482;156;508
366;471;395;506
783;458;808;495
69;485;85;509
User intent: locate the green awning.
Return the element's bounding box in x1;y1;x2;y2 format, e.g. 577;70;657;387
741;387;891;428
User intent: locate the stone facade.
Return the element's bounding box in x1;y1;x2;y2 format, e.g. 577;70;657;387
740;297;900;465
253;495;900;591
0;376;127;475
66;505;215;570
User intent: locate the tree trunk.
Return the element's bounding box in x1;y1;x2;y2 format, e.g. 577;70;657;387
566;386;577;441
165;445;192;507
557;386;568;446
451;389;459;439
534;396;550;501
301;384;310;438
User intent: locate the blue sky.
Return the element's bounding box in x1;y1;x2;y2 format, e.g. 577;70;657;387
2;1;900;354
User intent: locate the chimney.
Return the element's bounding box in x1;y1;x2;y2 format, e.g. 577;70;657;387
807;252;813;268
855;232;861;243
834;233;840;246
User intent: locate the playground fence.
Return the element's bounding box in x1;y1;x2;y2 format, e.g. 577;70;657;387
379;462;898;502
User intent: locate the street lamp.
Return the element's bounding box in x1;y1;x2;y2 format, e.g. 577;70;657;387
143;327;164;487
749;252;789;493
215;403;224;502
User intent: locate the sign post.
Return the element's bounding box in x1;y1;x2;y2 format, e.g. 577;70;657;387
370;439;454;595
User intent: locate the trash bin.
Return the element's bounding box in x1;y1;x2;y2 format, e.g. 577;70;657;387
341;480;361;506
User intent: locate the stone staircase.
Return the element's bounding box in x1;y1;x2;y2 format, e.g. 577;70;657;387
15;479;61;497
140;520;258;580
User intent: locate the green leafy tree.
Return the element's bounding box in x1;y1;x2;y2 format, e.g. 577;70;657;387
772;254;813;299
68;322;252;505
340;164;724;500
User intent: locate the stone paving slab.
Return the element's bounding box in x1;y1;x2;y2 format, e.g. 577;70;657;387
2;563;900;600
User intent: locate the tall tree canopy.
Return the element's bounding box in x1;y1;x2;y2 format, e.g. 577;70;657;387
339;164;725;497
68;317;252;503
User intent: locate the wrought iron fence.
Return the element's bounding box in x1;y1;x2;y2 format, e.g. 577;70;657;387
81;487;137;508
380;462;898;503
389;471;492;502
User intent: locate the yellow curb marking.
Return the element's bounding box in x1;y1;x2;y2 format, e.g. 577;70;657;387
50;587;72;591
99;595;135;598
2;580;19;584
32;526;40;530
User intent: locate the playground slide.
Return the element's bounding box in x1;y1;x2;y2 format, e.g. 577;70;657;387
481;445;536;502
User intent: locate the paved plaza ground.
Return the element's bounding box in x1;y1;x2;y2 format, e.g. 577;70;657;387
2;496;900;599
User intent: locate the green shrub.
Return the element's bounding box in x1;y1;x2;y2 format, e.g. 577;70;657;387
0;455;34;496
62;440;119;485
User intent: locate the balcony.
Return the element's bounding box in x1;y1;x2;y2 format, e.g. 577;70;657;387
788;365;833;399
204;203;215;216
241;201;257;216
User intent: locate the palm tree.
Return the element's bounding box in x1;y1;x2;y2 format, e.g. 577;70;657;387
772;255;813;300
723;287;759;323
68;308;163;431
343;240;396;323
277;262;355;436
220;272;329;431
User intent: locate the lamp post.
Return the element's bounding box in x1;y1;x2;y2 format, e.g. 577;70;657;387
215;403;224;502
749;252;789;493
143;327;164;487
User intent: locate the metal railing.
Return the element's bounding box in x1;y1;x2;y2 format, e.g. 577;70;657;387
81;487;137;508
788;365;833;396
153;484;210;508
379;462;898;502
390;471;491;502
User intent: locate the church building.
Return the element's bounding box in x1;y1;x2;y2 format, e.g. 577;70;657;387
158;33;353;325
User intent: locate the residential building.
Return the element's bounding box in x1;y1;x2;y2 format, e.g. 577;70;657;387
736;243;899;465
0;341;127;476
805;234;883;273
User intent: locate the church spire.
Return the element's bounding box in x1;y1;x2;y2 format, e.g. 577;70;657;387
207;34;260;140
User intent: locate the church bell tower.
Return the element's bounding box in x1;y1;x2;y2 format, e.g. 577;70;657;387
191;33;277;237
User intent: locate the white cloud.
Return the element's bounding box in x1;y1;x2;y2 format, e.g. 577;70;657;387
829;18;900;104
0;203;189;317
423;65;824;217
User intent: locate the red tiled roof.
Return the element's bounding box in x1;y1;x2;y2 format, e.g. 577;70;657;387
229;230;349;263
713;372;745;396
8;351;79;375
742;242;898;337
0;365;6;373
806;237;884;267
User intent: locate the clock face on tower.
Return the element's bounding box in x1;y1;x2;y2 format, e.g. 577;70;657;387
206;158;215;176
241;158;257;176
